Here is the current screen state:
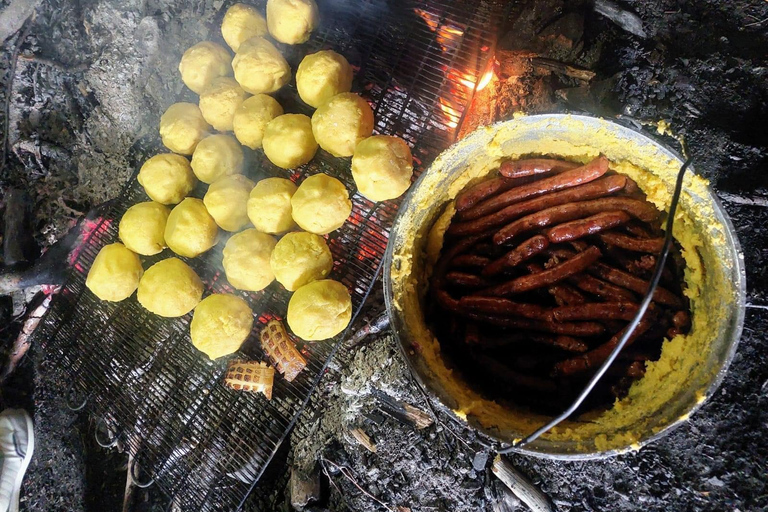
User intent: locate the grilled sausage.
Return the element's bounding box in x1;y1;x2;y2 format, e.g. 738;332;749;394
459;155;610;220
567;273;638;302
600;232;665;253
499;158;580;179
482;235;549;276
450;254;491;269
552;302;639;322
465;313;605;336
554;315;653;375
546;211;631;243
588;262;684;308
494;197;659;245
447;174;627;236
459;296;552;320
455;176;518;212
445;271;493;288
477;246;602;296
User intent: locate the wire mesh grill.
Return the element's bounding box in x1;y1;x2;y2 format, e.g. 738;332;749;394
31;0;503;509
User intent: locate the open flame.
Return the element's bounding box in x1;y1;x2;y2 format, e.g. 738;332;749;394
438;97;460;129
476;68;494;91
414;8;465;51
438;68;494;130
452;68;494;91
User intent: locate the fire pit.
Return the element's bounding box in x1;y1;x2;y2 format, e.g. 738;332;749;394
2;0;767;510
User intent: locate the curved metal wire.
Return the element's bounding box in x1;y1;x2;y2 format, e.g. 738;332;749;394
498;156;693;452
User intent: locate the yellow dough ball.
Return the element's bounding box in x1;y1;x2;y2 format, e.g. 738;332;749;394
199;77;248;132
296;50;353;108
178;41;232;94
266;0;318;45
311;93;374;157
291;174;351;234
287;280;351;341
164;198;219;257
118;202;170;256
351;135;414;202
85;243;143;302
203;174;255;232
262;114;318;169
232;94;283;149
190;134;244;184
222;229;277;291
159;102;211;155
232;36;291;95
270;232;332;291
137;258;203;317
221;3;268;52
137;154;197;205
246;177;296;234
190;294;253;360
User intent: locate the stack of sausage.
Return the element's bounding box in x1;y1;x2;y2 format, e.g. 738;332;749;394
428;155;691;414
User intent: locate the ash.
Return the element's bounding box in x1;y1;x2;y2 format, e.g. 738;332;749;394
291;333;488;512
1;0;768;511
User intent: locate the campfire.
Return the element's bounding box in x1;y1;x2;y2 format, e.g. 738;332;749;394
1;0;766;511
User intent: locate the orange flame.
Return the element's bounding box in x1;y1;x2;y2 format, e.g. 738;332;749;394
438;97;460;129
452;69;494;91
414;8;464;51
477;69;494;91
441;26;464;37
414;8;439;30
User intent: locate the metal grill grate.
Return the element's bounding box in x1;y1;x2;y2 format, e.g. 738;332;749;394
31;0;503;509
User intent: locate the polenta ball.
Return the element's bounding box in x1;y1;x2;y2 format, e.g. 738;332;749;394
164;198;219;257
351;135;413;202
137;258;203;317
199;77;248;132
291;174;351;234
118;202;170;256
221;3;268;52
287;279;351;341
203;174;255;232
178;41;232;94
190;134;244;184
159;103;211;155
222;229;277;291
85;243;143;302
232;36;290;95
270;232;332;291
246;177;296;234
266;0;318;45
311;93;374;157
232;94;283;149
262;114;317;169
137;154;197;205
190;294;253;359
296;50;353;108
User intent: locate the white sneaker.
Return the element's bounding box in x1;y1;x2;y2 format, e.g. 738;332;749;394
0;409;34;512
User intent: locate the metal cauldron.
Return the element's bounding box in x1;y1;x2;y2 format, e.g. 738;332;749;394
383;114;746;459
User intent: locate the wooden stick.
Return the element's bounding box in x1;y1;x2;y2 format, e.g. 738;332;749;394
531;57;596;82
349;427;377;453
492;455;554;512
372;389;434;429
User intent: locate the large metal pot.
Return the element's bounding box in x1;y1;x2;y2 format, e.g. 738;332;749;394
383;114;746;459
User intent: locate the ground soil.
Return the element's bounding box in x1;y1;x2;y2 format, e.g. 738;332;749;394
1;0;767;511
